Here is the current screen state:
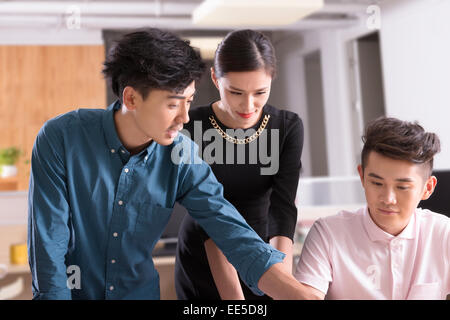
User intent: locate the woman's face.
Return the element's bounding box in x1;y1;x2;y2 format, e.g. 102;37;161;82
212;68;272;128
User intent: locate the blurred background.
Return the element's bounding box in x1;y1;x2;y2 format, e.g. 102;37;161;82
0;0;449;299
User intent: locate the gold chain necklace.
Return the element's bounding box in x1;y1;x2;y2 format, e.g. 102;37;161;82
208;114;271;144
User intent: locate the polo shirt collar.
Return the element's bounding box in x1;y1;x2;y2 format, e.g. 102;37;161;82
363;205;416;242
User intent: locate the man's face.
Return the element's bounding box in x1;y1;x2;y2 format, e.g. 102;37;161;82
357;151;436;236
131;81;196;146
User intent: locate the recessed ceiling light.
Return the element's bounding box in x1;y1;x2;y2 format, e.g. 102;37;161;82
186;37;224;60
192;0;324;26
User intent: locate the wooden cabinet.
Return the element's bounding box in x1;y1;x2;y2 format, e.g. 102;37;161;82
0;45;107;191
0;177;18;191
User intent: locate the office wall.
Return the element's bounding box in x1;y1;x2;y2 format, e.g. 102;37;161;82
270;29;357;177
379;0;450;170
269;31;312;177
303;51;328;176
0;45;106;190
271;0;450;178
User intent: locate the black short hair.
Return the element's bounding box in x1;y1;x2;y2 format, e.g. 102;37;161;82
361;117;441;177
102;28;206;101
214;29;277;78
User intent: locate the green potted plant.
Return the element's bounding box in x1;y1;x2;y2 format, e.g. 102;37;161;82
0;147;22;178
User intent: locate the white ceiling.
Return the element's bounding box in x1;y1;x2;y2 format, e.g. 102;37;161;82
0;0;384;30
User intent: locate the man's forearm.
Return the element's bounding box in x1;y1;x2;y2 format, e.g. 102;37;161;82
258;263;324;300
270;236;293;274
204;239;245;300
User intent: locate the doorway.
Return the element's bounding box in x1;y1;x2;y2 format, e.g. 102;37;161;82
348;32;386;158
304;50;328;177
357;32;386;126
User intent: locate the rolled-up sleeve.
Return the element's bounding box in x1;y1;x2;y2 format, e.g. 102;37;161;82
176;139;285;295
28;120;72;300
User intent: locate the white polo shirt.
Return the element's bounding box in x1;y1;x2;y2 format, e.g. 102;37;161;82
294;207;450;299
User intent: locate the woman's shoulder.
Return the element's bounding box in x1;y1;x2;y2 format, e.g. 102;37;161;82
264;104;303;129
188;104;213;121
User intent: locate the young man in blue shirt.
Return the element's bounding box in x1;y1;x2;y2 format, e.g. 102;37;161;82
28;28;317;300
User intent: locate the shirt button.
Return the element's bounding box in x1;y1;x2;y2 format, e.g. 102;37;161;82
144;156;148;161
111;149;115;153
111;259;116;264
113;232;118;238
118;200;123;205
121;150;126;154
109;286;114;291
124;168;129;173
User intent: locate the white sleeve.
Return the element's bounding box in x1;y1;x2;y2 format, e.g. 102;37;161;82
294;219;333;295
446;221;450;295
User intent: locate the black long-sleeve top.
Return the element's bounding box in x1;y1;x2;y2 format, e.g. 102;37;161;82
175;103;304;300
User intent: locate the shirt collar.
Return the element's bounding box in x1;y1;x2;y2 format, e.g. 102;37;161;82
102;100;124;153
362;205;416;242
102;100;157;164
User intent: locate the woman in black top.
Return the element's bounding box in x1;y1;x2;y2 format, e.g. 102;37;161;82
175;29;304;300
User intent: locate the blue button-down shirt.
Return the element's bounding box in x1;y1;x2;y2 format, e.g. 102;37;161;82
28;101;284;300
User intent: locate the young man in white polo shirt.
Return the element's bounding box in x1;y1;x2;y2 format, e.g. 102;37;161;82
294;117;450;299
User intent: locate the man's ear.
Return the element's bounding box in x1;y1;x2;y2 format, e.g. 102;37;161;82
357;164;364;185
122;86;139;111
421;175;437;201
210;67;220;90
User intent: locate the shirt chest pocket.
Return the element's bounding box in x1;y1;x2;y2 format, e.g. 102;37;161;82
134;202;173;240
407;282;442;300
